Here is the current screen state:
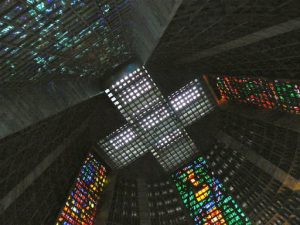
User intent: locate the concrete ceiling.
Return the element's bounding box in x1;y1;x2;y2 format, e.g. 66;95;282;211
1;1;300;224
147;0;300;80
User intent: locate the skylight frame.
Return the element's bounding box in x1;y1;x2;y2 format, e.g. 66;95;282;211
154;134;197;171
169;79;215;125
98;124;152;168
106;67;165;122
100;67;215;172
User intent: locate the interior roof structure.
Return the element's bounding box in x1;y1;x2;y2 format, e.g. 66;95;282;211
0;0;300;225
0;0;132;89
147;0;300;80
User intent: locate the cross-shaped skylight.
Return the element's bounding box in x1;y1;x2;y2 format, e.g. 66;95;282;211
99;66;215;171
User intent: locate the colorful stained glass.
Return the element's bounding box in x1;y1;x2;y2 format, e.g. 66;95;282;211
56;153;108;225
216;76;300;114
0;1;132;88
172;157;250;225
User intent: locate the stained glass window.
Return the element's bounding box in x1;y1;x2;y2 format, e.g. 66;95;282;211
56;153;108;225
0;1;132;88
172;157;250;225
216;76;300;114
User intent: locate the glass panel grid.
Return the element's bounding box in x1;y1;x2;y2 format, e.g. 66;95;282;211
169;79;215;125
154;134;197;171
101;66;215;172
172;157;250;225
56;153;108;225
216;76;300;114
0;0;132;88
98;124;151;168
106;67;165;122
155;128;184;149
138;103;175;132
137;103;197;171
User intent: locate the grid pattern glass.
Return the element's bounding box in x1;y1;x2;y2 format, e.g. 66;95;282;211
172;157;250;225
153;133;196;171
138;103;197;171
99;124;151;168
56;153;108;225
105;67;164;122
0;0;132;88
216;76;300;114
101;66;214;171
169;79;215;125
137;103;177;140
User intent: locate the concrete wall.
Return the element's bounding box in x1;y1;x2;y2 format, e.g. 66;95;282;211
0;93;124;224
0;79;103;139
128;0;182;63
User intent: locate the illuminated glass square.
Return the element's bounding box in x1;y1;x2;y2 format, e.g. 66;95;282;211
169;79;215;125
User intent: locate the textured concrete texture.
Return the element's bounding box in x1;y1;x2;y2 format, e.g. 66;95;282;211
137;179;152;225
180;17;300;63
0;79;103;139
217;131;300;191
0;94;124;224
224;103;300;133
94;175;117;225
0;0;299;224
148;0;300;79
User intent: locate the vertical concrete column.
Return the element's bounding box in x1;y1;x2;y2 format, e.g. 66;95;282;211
137;178;152;225
223;104;300;133
169;181;195;225
128;0;183;63
94;174;117;225
216;131;300;191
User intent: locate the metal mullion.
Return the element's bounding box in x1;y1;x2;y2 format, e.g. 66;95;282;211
1;38;100;78
0;49;34;80
0;38;71;62
20;2;81;55
68;4;101;40
17;2;68;40
1;46;41;77
114;70;148;94
0;20;24;44
76;5;98;22
0;2;27;27
2;16;70;59
37;15;78;52
95;0;120;36
0;42;21;61
56;31;107;66
13;61;41;81
0;3;50;40
69;35;102;59
94;0;130;54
